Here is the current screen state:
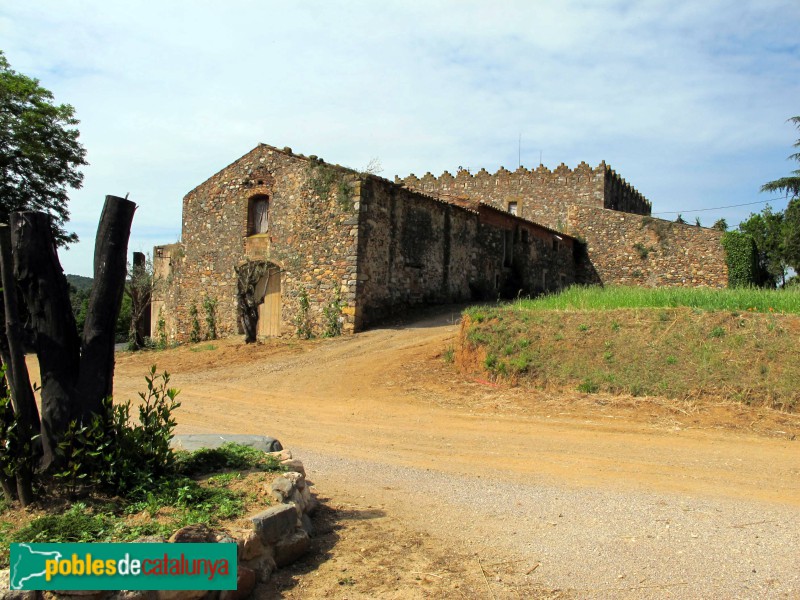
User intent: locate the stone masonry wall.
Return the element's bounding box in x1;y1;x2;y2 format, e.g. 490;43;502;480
397;162;650;232
153;145;361;343
355;177;476;328
473;206;578;297
566;205;728;288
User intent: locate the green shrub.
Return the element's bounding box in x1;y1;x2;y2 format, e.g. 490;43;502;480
203;296;218;340
323;290;344;337
577;379;599;393
175;443;282;477
189;303;201;343
294;288;313;339
721;231;759;288
54;367;180;495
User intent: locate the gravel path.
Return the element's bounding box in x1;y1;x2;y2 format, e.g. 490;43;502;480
298;446;800;599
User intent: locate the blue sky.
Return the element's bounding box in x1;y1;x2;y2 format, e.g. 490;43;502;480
1;1;798;276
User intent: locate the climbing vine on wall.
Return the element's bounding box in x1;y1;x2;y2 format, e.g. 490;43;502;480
322;289;345;337
721;231;758;288
294;287;312;339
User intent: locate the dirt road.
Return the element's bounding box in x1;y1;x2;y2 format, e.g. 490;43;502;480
112;308;800;598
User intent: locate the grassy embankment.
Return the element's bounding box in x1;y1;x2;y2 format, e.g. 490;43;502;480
458;286;800;410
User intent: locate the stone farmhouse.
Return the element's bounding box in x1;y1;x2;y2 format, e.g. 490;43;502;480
152;144;727;342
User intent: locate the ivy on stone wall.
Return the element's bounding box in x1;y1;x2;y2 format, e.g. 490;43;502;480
721;231;758;288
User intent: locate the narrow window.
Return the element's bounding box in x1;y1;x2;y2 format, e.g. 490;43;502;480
522;228;529;243
248;195;269;235
507;201;518;216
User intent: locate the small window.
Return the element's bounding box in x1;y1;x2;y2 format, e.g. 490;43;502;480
507;201;518;216
522;228;529;243
552;237;559;252
248;195;269;235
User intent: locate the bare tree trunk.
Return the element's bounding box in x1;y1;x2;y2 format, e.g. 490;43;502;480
128;251;152;350
0;224;41;504
76;196;136;420
10;213;80;469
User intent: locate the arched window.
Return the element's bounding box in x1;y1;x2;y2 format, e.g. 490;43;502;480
248;195;269;235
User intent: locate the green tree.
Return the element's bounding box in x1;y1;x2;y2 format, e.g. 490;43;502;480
760;116;800;277
712;218;728;231
738;205;786;287
761;116;800;201
783;198;800;272
0;51;87;245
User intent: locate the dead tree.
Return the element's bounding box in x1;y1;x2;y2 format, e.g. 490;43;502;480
75;197;136;419
5;195;135;473
10;211;81;468
127;252;153;350
0;224;40;505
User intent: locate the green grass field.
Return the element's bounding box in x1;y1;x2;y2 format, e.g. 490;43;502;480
459;286;800;409
510;285;800;314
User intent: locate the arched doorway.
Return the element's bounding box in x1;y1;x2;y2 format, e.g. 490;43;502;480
254;266;281;337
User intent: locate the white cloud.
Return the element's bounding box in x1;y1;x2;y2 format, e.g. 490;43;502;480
1;0;798;273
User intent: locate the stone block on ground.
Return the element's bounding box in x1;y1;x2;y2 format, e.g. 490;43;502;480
250;504;296;545
169;523;215;543
219;567;256;600
283;471;305;490
156;591;206;600
171;434;282;453
270;477;294;503
267;449;291;461
108;592;156;600
237;530;264;561
240;553;276;584
274;531;310;568
279;458;305;476
300;513;315;537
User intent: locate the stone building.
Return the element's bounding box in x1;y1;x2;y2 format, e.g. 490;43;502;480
152;144;727;343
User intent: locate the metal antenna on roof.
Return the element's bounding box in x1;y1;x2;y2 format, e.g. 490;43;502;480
518;133;521;169
539;150;542;166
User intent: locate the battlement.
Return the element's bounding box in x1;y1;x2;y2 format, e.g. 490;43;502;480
394;160;651;231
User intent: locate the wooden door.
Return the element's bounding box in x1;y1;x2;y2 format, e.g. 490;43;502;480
256;269;281;337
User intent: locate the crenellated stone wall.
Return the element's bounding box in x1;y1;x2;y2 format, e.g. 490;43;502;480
396;161;651;232
566;206;727;288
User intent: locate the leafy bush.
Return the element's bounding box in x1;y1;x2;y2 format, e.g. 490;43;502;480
294;287;313;339
721;231;759;288
189;303;201;343
323;290;344;337
203;296;218;340
175;443;282;477
53;367;180;495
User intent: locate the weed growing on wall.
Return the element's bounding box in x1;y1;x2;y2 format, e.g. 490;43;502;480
323;290;344;337
203;296;218;340
156;308;167;349
633;242;652;260
188;303;201;343
306;161;340;198
294;287;313;339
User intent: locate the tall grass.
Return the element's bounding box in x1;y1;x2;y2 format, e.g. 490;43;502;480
515;286;800;314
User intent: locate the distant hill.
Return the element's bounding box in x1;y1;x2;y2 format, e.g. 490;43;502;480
66;274;93;291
